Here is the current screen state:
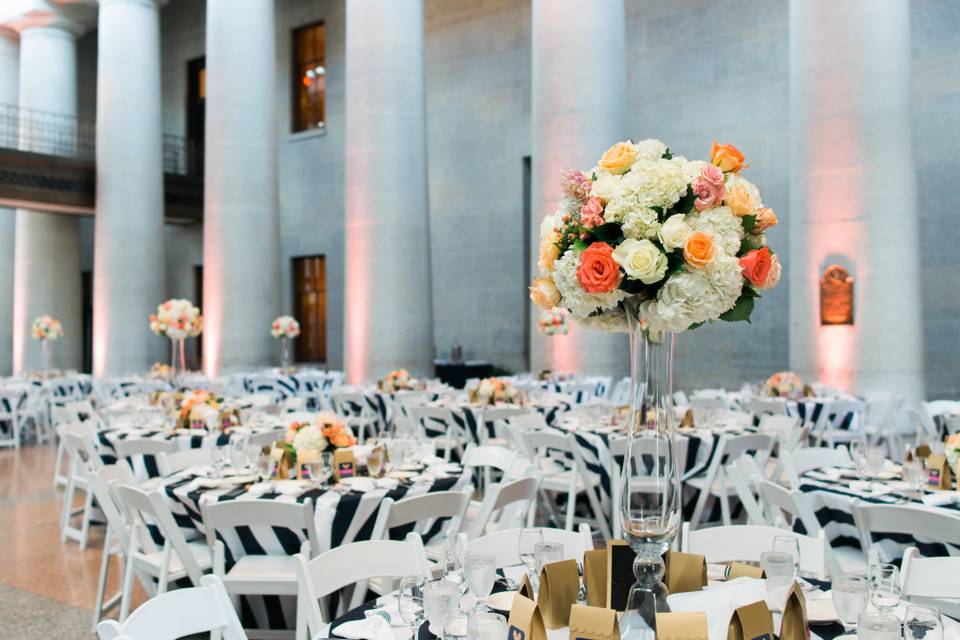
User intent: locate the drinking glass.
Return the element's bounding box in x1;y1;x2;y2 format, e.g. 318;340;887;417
443;533;468;594
869;563;901;613
367;447;384;477
851;441;868;474
518;528;544;581
770;535;801;578
210;446;227;478
397;575;426;638
857;611;901;640
903;605;943;640
467;611;506;640
901;458;925;499
256;452;274;482
465;554;496;611
229;438;248;470
832;573;869;636
424;579;459;640
534;541;564;575
866;446;886;477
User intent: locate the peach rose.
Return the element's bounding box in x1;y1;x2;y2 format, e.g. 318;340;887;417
740;247;773;287
761;253;781;289
576;242;621;293
331;433;355;448
598;141;637;174
711;141;747;173
724;185;754;217
538;232;561;272
580;197;605;228
683;232;716;269
753;207;778;233
529;276;561;309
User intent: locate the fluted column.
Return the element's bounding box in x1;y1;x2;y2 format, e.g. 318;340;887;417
93;0;165;376
344;0;433;383
11;19;83;374
0;32;17;376
203;0;281;376
530;0;629;376
789;0;924;400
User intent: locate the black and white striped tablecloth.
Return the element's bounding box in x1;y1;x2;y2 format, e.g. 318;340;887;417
421;401;574;447
798;469;960;561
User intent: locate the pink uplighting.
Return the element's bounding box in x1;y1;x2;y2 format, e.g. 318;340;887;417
344;190;371;385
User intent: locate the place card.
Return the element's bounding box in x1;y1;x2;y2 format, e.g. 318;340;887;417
779;582;808;640
296;449;319;481
568;604;621;640
728;600;774;640
333;449;356;481
681;409;695;428
914;444;931;459
665;550;707;594
606;540;636;611
655;611;708;640
584;549;608;607
270;445;290;479
537;558;580;629
727;562;764;580
518;573;535;600
926;454;952;490
507;592;547;640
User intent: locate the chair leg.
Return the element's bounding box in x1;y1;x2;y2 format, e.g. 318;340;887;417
78;485;94;550
60;464;76;543
119;539;137;622
689;486;710;530
719;491;732;526
564;489;575;531
93;525;113;629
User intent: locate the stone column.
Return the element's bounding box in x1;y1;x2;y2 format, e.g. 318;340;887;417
11;19;83;374
789;0;924;400
92;0;165;376
0;32;17;375
343;0;433;383
203;0;281;375
530;0;629;377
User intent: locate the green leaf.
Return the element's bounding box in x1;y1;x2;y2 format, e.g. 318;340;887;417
619;278;647;295
665;252;685;278
738;235;764;256
662;148;673;160
741;286;760;299
687;321;706;331
719;293;755;323
672;186;696;216
573;238;588;252
591;172;597;181
591;222;624;245
741;214;757;233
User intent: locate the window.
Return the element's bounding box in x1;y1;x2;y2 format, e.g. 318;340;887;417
293;256;327;362
186;57;205;175
292;22;326;133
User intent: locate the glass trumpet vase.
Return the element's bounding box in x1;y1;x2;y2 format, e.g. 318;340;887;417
619;303;681;640
170;337;186;378
280;336;292;373
41;340;52;374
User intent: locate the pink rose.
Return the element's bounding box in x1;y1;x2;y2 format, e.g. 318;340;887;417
693;166;725;211
700;164;725;187
580;197;605;228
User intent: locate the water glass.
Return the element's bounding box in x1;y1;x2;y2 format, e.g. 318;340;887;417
857;611;901;640
869;563;901;613
465;554;496;611
518;528;544;580
210;446;227;478
256;453;274;482
397;575;426;637
424;580;459;639
229;438;248;470
770;535;801;578
851;441;868;474
866;447;886;477
467;611;507;640
534;541;564;575
901;459;925;498
832;573;869;633
903;605;943;640
367;447;384;477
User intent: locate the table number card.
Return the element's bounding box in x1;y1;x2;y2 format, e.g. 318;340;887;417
926;454;952;490
507;592;547;640
779;582;808;640
333;449;356;481
537;558;580;629
655;612;708;640
568;604;621;640
664;550;707;594
584;549;608;607
606;540;636;611
727;600;774;640
296;449;319;480
270;445;289;479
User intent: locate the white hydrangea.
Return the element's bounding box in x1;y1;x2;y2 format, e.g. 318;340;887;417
682;159;708;184
705;254;744;314
292;425;327;454
578;309;630;333
632;139;668;162
640;252;744;333
552;250;627;318
621;209;662;241
623;157;689;210
688;206;744;256
540;210;563;236
590;172;621;201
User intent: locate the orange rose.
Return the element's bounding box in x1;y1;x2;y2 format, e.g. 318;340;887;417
598;141;636;174
683;232;716;269
576;242;620;293
331;433;355;448
538;232;561;272
753;207;778;233
529;277;561;309
711;141;747;173
724;186;754;217
740;247;773;287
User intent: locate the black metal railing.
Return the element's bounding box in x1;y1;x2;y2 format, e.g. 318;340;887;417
0;103;202;176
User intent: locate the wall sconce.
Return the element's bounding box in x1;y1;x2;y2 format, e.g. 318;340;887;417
820;264;854;325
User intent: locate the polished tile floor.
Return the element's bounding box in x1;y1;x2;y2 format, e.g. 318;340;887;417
0;443;146;638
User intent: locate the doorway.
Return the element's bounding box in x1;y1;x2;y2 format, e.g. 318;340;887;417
292;256;327;363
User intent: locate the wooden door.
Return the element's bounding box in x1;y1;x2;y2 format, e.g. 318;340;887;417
293;256;326;363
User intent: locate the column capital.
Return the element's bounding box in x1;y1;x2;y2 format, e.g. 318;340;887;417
1;1;95;38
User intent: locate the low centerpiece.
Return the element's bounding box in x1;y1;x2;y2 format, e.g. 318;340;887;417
175;389;233;431
270;315;300;373
149;362;174;381
32;315;63;373
537;308;570;336
946;433;960;478
764;371;804;400
150;298;203;376
468;377;522;406
530;139;780;632
279;412;357;477
379;368;421;392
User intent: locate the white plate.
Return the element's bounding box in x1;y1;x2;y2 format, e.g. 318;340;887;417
274;480;309;495
485;590;517;612
805;597;838;624
387;470;416;480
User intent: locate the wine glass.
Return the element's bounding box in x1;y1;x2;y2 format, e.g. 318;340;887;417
850;441;868;474
869;563;901;613
534;541;563;576
831;573;868;638
467;611;507;640
770;535;801;579
424;579;459;640
367;447;384;477
857;611;901;640
903;605;943;640
229;437;248;471
397;575;426;638
465;554;496;611
210;446;227;478
256;452;274;483
518;528;544;582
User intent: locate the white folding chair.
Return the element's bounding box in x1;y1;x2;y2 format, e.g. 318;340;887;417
461;443;518;491
901;546;960;617
723;459;768;526
851;504;960;564
816;399;867;448
480;406;530;445
680;523;827;580
96;575;246;640
607;377;631;407
60;422;102;549
687;433;775;528
0;389;23;448
293;533;431;640
742;399;788;417
330;391;377;444
691;397;726;412
165;448;214;473
246;426;287;450
468;525;594;568
113;438;179;478
370;486;474;549
466;475;542;539
89;464;137;629
409;406;464;460
780;446;852;490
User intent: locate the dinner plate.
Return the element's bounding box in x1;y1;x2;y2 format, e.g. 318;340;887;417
805;597;838;624
485;590;517;613
274;479;309;495
387;470;416;479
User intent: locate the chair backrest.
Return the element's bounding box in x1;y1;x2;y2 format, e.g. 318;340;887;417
467;475;541;539
469;525;594;568
901;546;960;600
781;446;852;489
295;532;430;633
202;498;319;560
370;486;474;541
95;575;246;640
851;504;960;560
61;421;102;473
330;392;372;418
113;438;179;476
246;426;287;449
723;460;768;525
743;400;788;417
758;414;800;436
165;448;212;473
823;399;866;433
681;523;827;579
460;443;517;475
691;397;726;411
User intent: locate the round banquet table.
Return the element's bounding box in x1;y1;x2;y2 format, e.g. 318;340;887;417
419;396;575;446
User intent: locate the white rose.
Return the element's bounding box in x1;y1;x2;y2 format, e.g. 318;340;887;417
659;214;693;251
590;173;621;201
612;239;668;285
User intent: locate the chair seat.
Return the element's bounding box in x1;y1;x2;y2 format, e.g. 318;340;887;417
684;475;737;496
137;541;212;578
541;471;587;492
222;555;301;595
831;546;867;576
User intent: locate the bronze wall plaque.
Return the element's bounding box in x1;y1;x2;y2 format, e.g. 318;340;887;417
820;265;854;325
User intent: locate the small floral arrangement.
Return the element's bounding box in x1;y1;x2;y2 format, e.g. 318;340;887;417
945;434;960;478
538;308;570;336
469;377;522;406
32;315;63;341
270;315;301;339
176;389;221;430
149;362;174;379
150;299;203;340
530;140;779;335
379;368;420;392
763;371;804;399
284;411;356;457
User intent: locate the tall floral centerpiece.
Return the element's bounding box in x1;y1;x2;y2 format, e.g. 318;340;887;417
764;371;803;399
530;139;780;631
150;299;203;377
32;315;63;373
270;316;300;373
537;308;570;336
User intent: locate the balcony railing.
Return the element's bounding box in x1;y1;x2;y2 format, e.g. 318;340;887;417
0;103;202;176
